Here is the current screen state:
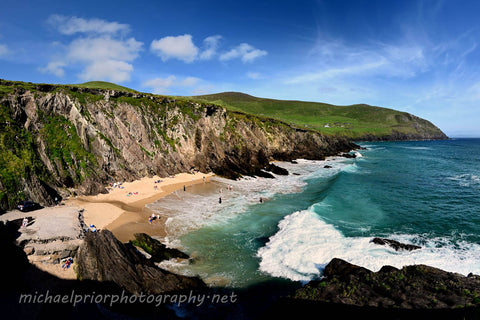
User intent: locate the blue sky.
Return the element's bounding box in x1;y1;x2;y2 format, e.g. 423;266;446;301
1;0;480;137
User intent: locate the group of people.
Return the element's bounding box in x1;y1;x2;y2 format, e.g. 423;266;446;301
148;213;161;224
108;182;124;189
126;191;139;197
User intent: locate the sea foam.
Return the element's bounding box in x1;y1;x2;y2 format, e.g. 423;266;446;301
257;208;480;282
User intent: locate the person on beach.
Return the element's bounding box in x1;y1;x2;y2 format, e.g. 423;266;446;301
219;197;222;204
259;197;263;203
21;217;28;228
184;185;186;191
90;224;97;232
148;217;153;224
55;197;58;205
62;257;73;269
203;176;206;183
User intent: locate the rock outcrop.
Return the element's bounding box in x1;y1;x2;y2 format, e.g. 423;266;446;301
75;229;205;294
371;237;421;251
0;80;358;211
130;232;189;262
293;258;480;310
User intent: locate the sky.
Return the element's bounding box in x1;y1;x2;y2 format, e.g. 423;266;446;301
1;0;480;137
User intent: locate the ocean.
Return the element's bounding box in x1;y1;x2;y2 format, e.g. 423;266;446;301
147;138;480;288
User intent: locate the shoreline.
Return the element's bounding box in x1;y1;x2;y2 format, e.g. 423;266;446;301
66;172;214;243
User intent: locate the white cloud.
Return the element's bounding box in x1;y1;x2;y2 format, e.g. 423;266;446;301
47;15;130;35
67;36;142;63
143;75;201;94
65;36;143;82
0;43;9;57
199;35;222;60
220;43;267;63
150;34;199;63
39;61;66;77
79;60;133;82
43;14;143;82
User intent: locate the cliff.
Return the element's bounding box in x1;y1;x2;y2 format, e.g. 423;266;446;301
0;80;357;211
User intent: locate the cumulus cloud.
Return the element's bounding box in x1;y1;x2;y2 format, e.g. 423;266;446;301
42;15;142;82
143;75;201;94
47;14;130;35
149;34;266;64
220;43;267;63
67;36;142;63
150;34;199;63
65;36;142;82
199;35;222;60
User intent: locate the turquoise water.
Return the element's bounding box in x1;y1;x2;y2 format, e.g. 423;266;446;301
151;139;480;288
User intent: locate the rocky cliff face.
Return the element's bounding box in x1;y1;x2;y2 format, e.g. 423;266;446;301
0;81;357;211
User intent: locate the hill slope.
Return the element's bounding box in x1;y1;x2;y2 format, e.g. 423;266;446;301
192;92;448;140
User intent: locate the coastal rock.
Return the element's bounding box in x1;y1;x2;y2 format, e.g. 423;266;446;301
341;152;357;158
293;258;480;310
130;233;189;262
371;237;421;251
265;163;289;175
76;230;205;294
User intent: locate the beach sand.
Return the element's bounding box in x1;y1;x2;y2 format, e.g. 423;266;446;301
66;172;214;242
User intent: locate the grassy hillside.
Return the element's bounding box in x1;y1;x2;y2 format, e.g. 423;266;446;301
192;92;446;140
74;81;139;93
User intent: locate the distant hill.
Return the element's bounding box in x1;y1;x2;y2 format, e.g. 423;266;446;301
192;92;448;141
74;81;139;93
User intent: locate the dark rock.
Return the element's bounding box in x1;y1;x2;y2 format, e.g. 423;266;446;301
341;152;357;158
76;230;205;295
324;165;332;168
130;233;189;262
371;237;421;251
265;163;289;175
293;258;480;310
254;169;275;179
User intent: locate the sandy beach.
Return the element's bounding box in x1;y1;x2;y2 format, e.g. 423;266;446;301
66;172;214;242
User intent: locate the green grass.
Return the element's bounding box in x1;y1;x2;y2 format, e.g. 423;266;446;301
191;92;441;139
74;81;138;93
